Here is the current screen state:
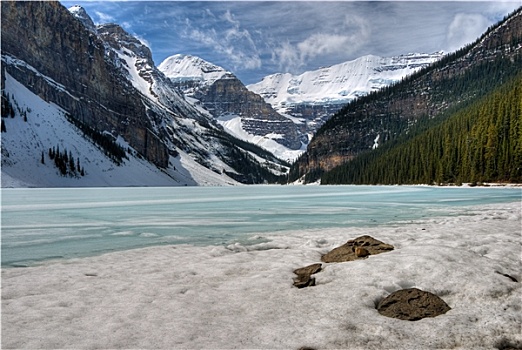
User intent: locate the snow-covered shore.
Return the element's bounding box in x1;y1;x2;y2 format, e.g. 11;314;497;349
2;201;521;349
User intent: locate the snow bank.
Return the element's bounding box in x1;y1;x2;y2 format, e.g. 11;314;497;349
2;202;520;349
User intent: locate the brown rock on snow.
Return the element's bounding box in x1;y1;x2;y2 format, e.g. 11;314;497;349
377;288;451;321
321;235;394;263
294;263;322;277
293;263;322;288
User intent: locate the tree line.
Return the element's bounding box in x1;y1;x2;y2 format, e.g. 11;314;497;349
44;145;86;177
65;113;127;165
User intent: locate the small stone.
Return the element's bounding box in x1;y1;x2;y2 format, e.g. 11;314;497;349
293;263;322;288
293;275;316;289
293;263;322;276
377;288;451;321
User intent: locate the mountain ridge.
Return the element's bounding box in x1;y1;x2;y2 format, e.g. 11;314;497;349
1;1;288;187
291;7;522;184
248;52;443;108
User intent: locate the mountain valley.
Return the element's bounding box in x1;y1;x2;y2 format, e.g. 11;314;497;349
1;1;521;187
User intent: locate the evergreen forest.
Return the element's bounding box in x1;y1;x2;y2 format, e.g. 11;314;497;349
321;73;522;185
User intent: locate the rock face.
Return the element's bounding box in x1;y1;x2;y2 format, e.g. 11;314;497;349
194;76;303;150
1;1;168;168
321;235;394;263
377;288;451;321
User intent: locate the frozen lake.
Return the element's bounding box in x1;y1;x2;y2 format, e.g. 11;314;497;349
2;186;521;349
2;185;520;267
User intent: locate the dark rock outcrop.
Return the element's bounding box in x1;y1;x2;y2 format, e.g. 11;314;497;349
321;235;394;263
377;288;451;321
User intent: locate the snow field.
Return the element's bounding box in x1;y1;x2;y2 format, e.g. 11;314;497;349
2;202;520;349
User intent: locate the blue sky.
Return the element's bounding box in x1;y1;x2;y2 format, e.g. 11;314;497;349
60;1;522;84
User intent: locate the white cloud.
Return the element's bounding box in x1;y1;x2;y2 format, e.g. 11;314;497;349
271;41;300;72
271;14;370;72
94;10;115;24
182;9;262;71
446;13;492;52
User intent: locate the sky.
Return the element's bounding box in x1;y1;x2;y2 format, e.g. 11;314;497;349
59;1;522;84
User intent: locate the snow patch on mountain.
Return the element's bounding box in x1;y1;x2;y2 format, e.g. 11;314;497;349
115;49;157;101
68;5;96;32
216;114;306;161
248;52;444;110
158;54;231;88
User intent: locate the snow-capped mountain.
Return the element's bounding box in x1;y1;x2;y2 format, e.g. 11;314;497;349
249;53;443;107
158;54;231;89
248;53;444;134
159;54;305;161
67;4;96;32
1;2;287;187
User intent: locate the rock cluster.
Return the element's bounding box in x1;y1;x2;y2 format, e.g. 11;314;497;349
293;235;393;289
293;235;452;322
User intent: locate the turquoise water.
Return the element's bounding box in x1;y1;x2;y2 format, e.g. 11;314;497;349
2;186;520;267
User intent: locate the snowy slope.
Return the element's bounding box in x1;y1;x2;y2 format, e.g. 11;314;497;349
1;72;238;187
248;53;443;109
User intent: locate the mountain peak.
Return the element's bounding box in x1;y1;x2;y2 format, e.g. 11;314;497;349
97;23;153;62
68;5;95;32
158;54;232;86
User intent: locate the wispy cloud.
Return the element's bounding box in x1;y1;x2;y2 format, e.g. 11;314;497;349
446;13;492;52
271;14;370;72
93;10;115;24
182;8;261;71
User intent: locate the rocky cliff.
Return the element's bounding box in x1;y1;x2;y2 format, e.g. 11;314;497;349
1;1;168;168
193;75;303;150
